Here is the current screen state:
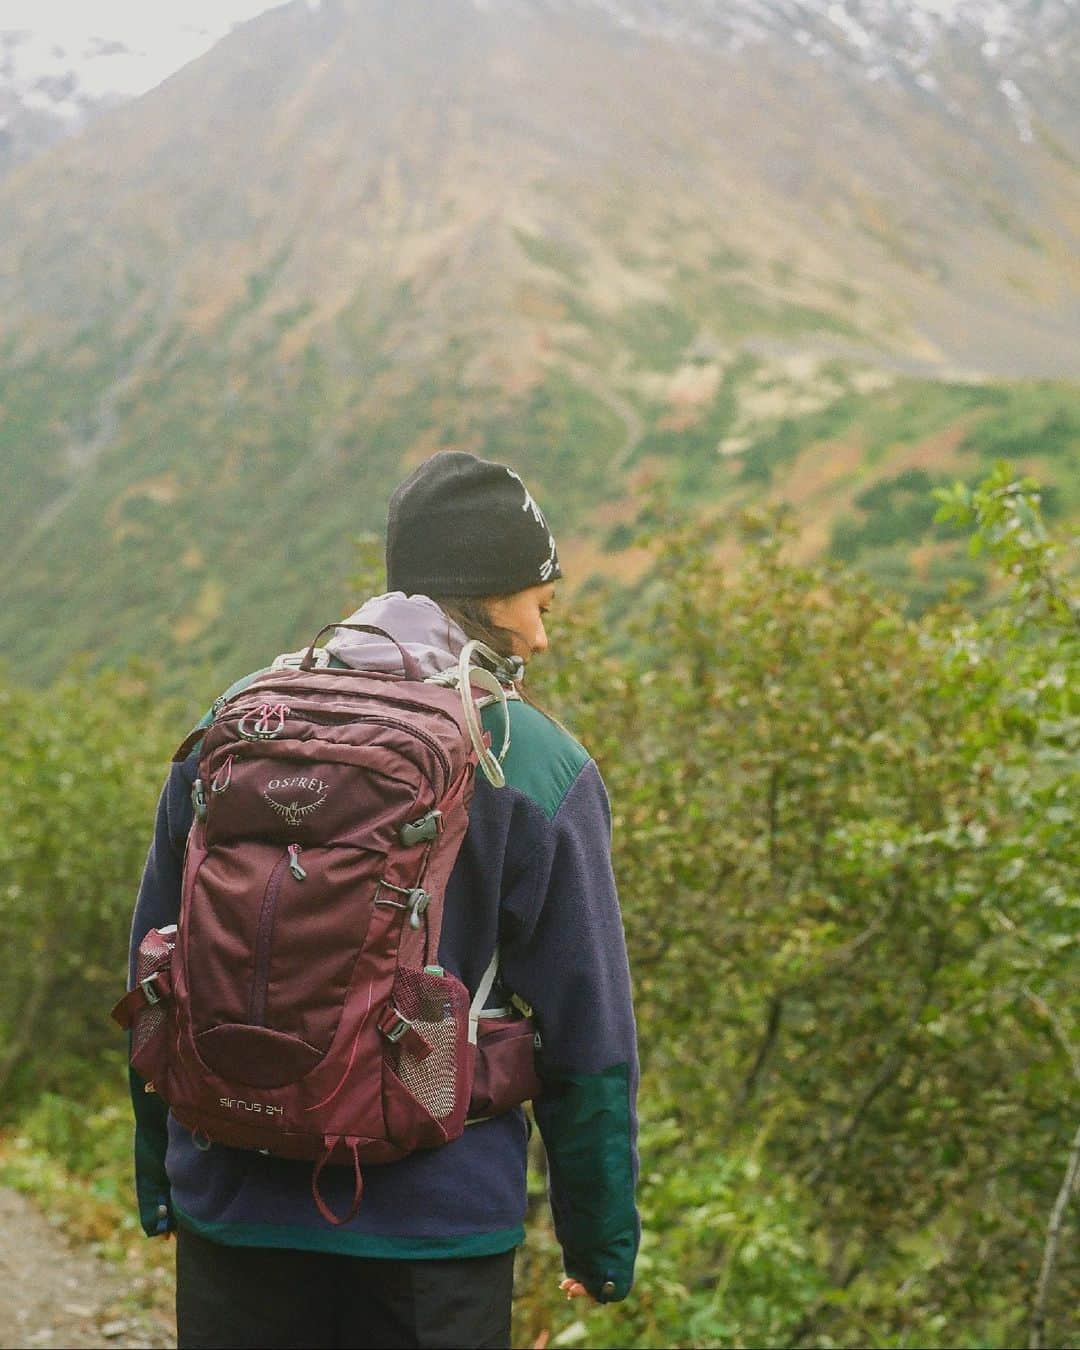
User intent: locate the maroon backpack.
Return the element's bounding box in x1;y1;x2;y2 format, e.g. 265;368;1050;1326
113;625;539;1224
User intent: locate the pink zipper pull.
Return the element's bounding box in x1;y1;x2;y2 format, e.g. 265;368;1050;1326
238;702;289;741
288;844;306;881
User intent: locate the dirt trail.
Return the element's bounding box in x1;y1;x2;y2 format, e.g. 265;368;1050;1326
0;1188;174;1350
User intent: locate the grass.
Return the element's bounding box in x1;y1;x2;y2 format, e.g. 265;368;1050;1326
612;301;698;373
514;228;585;279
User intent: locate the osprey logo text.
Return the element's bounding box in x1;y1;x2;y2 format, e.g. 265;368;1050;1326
220;1097;284;1118
262;775;329;828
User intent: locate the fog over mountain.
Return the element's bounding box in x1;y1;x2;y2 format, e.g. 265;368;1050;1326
0;4;286;173
0;28;121;171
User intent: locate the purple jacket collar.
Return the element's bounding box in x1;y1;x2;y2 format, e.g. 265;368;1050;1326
323;592;468;679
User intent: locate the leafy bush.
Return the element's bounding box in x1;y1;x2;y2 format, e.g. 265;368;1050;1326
0;668;175;1112
1;469;1076;1350
830;468;957;558
519;476;1078;1347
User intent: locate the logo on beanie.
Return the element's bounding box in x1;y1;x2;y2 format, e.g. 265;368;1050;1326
506;469;559;582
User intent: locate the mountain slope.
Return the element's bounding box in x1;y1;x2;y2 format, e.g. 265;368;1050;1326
0;0;1076;685
3;0;1077;360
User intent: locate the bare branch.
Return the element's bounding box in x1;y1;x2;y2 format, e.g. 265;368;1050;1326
1030;1121;1080;1350
0;965;50;1101
736;993;784;1114
807;933;943;1186
783;904;893;989
1024;986;1080;1084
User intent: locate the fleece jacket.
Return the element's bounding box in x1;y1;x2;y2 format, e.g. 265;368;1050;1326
127;595;640;1301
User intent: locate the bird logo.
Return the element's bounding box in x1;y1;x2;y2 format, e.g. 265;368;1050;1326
262;775;329;827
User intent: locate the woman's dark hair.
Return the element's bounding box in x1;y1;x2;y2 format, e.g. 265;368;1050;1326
429;594;549;714
429;595;518;662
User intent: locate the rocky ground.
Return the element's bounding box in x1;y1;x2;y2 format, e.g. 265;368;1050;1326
0;1187;174;1350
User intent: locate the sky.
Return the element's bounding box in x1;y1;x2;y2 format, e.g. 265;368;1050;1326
1;0;297;100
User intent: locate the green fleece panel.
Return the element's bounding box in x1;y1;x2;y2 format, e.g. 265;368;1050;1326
174;1207;524;1260
483;700;590;820
539;1064;638;1301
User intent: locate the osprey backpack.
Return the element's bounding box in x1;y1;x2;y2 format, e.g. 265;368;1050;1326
113;625;539;1224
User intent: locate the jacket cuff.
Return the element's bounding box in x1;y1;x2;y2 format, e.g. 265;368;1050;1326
131;1067;173;1237
536;1063;639;1302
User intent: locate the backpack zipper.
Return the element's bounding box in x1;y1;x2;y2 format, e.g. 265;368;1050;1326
343;714;452;793
223;704;453;795
250;847;303;1026
287;843;307;880
226;685;461;729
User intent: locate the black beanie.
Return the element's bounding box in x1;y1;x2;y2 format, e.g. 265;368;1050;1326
386;452;562;596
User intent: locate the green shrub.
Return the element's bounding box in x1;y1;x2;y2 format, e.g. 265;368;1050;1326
3;470;1077;1350
0;668;175;1113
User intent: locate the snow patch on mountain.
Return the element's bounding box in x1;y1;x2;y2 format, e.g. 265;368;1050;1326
518;0;1077;146
2;0;1075;170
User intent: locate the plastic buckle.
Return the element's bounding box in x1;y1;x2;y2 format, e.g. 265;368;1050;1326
379;1008;415;1044
140;973;162;1007
191;778;208;820
399;811;443;847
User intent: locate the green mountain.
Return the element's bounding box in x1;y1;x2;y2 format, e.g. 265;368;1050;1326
0;0;1077;686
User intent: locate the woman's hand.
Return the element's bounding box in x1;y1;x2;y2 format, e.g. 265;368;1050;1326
558;1277;597;1305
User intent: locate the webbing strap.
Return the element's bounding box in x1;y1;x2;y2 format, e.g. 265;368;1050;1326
311;1135;364;1226
395;765;473;971
468;948;501;1046
110;969;173;1029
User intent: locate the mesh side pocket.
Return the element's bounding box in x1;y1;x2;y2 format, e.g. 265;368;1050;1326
130;929;174;1084
387;968;467;1122
132;1002;167;1061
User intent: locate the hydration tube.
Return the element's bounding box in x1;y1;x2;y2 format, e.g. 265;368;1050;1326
456;640;513;787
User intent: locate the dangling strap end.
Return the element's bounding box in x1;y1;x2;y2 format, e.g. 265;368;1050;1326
312;1135;364;1226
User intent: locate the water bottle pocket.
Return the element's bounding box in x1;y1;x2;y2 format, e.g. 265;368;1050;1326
114;926;176;1090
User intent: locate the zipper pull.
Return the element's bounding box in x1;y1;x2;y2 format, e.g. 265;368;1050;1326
287;844;306;881
211;753;233;795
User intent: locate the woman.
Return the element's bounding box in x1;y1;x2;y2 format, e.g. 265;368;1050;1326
128;451;639;1348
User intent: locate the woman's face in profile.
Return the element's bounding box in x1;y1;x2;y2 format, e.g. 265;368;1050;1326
485;582;556;662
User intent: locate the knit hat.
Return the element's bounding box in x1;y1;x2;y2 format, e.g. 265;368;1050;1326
386;452;562;596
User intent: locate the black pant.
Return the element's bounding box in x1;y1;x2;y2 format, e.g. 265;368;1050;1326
176;1224;515;1349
